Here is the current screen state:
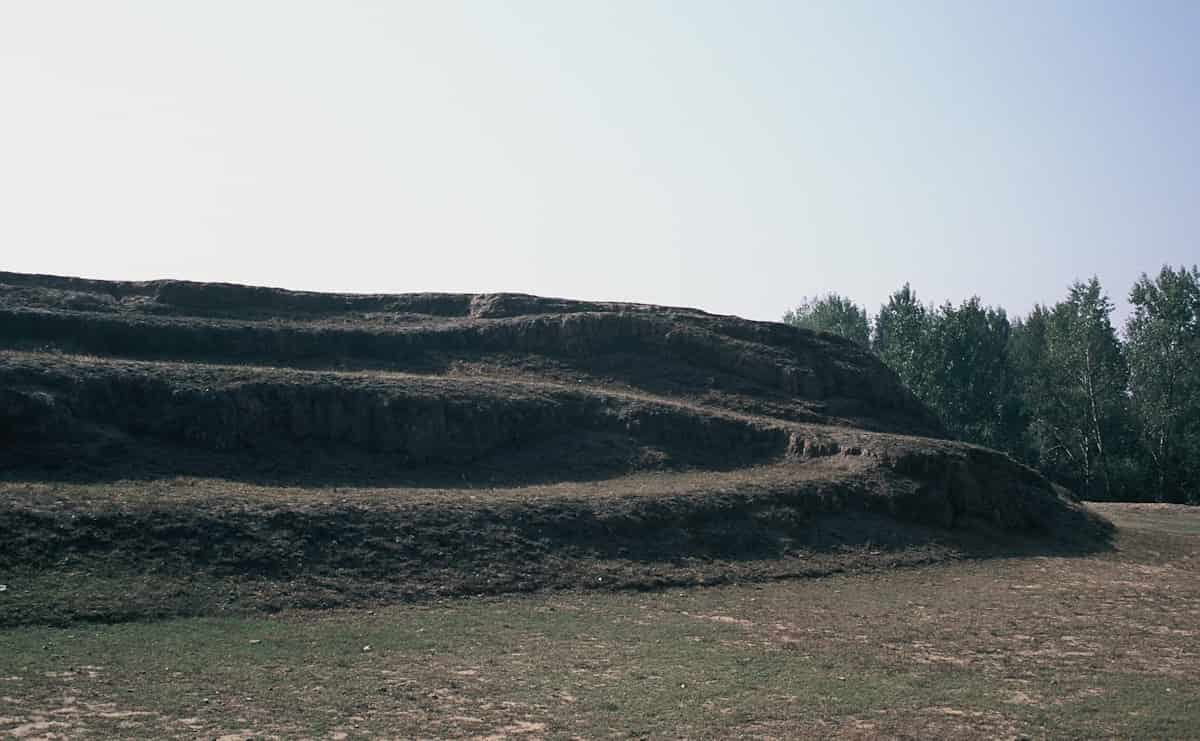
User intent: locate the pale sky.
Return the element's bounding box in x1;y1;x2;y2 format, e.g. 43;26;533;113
2;1;1197;323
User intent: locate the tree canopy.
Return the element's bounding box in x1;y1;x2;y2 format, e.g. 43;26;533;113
787;267;1200;503
783;293;870;345
1125;266;1200;502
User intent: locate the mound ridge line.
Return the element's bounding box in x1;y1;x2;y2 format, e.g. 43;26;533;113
0;272;1111;624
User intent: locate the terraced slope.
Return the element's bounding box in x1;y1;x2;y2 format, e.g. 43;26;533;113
0;272;1109;624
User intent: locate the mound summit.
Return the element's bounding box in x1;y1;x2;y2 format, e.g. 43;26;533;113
0;272;1108;624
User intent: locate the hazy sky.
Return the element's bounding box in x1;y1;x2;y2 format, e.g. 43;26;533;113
2;1;1197;323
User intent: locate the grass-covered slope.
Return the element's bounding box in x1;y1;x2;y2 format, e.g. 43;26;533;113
1;503;1190;740
0;272;1110;625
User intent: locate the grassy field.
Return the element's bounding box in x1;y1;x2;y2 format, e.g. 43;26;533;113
0;503;1195;740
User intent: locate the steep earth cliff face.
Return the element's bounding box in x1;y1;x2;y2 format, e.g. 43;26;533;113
0;272;1108;624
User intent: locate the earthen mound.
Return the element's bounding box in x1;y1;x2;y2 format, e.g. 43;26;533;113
0;272;1110;625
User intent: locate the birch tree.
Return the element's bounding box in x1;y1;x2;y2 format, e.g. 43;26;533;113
1012;278;1130;499
1126;265;1200;503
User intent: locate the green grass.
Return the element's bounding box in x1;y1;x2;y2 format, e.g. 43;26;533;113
1094;501;1200;536
0;596;1008;738
2;504;1198;739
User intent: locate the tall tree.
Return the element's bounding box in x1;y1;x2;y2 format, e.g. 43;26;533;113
925;298;1022;450
1008;307;1052;468
1013;278;1130;499
873;283;933;400
1125;265;1200;503
874;287;1020;449
783;293;870;346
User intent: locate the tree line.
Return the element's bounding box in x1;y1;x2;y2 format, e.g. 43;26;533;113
783;266;1200;504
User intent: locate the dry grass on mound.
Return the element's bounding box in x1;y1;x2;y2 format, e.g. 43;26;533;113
0;455;1111;628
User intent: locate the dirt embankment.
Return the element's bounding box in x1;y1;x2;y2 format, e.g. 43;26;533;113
0;272;1111;624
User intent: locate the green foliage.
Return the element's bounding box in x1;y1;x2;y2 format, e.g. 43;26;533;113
806;271;1200;503
872;287;1020;450
873;283;933;399
1008;307;1053;466
929;298;1023;451
1012;278;1134;500
1125;265;1200;503
783;293;870;346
